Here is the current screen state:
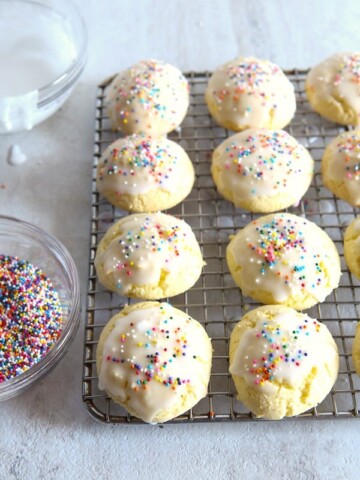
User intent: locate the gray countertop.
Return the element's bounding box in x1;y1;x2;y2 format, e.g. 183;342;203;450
1;1;360;478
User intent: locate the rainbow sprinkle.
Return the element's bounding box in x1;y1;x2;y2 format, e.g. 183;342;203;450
114;217;183;278
112;60;188;127
223;131;304;194
333;53;360;86
0;254;63;382
106;305;194;392
336;132;360;180
99;136;177;186
244;317;320;386
212;59;282;106
248;216;323;290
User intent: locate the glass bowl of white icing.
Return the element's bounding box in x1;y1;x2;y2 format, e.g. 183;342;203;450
0;0;87;133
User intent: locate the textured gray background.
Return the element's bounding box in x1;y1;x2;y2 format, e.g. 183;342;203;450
1;1;360;478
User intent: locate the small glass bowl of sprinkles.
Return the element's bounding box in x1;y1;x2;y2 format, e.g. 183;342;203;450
0;215;80;401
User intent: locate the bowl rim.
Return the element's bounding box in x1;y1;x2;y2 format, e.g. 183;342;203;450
0;0;88;106
0;214;81;400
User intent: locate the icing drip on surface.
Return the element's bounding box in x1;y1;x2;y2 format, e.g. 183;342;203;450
7;145;27;166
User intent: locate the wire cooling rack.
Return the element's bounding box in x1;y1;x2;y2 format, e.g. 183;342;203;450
82;70;360;424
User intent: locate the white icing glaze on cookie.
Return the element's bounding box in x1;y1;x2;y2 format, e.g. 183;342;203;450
307;52;360;123
98;303;211;423
229;311;337;394
95;213;203;294
97;134;192;196
212;129;313;203
324;130;360;205
206;57;296;130
227;213;339;303
106;60;189;135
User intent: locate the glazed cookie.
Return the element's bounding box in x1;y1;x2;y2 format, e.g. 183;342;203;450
352;321;360;376
322;130;360;207
205;56;296;131
306;52;360;126
226;213;341;310
97;135;195;212
344;216;360;279
229;305;339;420
97;301;212;423
94;212;204;299
211;129;314;212
105;59;189;135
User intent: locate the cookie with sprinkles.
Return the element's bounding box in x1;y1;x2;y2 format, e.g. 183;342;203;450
0;254;63;383
229;305;339;420
226;213;341;310
306;52;360;125
94;212;204;299
205;56;296;131
211;129;314;212
97;301;212;423
322;130;360;206
96;134;195;212
105;59;189;135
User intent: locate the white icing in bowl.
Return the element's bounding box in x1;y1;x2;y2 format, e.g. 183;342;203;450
0;0;87;133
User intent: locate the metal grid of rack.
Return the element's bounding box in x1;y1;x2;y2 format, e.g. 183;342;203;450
82;70;360;424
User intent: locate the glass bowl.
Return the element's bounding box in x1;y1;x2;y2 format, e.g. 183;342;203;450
0;215;81;401
0;0;87;133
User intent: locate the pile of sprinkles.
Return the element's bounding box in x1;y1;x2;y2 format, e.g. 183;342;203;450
248;216;323;290
98;136;177;186
0;254;63;383
244;316;321;386
336;132;360;181
222;131;304;193
105;304;195;392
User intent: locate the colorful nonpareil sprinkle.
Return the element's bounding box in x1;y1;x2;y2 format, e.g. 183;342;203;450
98;136;177;185
242;316;320;386
114;216;182;277
96;213;203;298
105;304;196;392
247;216;323;290
222;130;304;193
336;132;360;180
111;60;188;126
212;58;282;105
333;53;360;86
0;254;63;382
